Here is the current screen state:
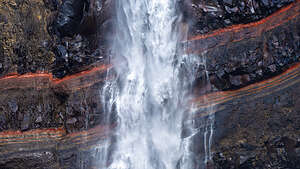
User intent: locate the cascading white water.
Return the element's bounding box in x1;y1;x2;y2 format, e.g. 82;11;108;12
100;0;214;169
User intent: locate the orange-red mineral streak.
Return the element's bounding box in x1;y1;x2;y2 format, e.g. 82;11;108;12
186;0;300;54
0;124;115;146
0;1;299;143
191;62;300;114
0;1;298;91
0;64;112;92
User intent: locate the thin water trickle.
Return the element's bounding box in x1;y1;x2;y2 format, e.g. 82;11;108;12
100;0;214;169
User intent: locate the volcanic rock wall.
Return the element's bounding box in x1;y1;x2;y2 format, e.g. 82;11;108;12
0;0;299;168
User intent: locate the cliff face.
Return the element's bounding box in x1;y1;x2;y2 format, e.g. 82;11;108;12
0;0;299;168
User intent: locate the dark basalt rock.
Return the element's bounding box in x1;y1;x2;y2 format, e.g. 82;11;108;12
53;45;69;78
180;0;295;35
14;43;40;74
190;13;300;91
20;113;31;131
48;0;112;78
51;35;106;78
208;80;300;169
0;151;58;169
0;0;299;168
43;0;60;11
188;69;300;168
54;0;87;38
0;134;111;169
213;137;300;169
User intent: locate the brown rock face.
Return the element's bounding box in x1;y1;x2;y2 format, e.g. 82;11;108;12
0;0;54;75
0;0;113;78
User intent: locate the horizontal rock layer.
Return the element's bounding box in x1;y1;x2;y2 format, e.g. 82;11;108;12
0;125;114;169
0;1;299;168
1;62;299;168
0;64;110;92
184;63;300;168
192;62;300;111
181;0;295;35
0;0;295;79
186;1;300;90
0;64;114;132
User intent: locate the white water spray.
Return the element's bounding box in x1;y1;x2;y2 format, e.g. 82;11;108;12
101;0;214;169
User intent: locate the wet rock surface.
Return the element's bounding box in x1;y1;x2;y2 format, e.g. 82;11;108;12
180;0;295;35
213;137;300;169
51;35;107;78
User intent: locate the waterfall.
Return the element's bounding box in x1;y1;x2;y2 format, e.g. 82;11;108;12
100;0;214;169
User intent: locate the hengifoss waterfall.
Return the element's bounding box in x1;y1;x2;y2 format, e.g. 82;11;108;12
0;0;299;169
101;0;214;169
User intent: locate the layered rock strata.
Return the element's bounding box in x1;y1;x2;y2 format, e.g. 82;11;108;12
187;1;300;91
189;63;300;169
0;0;299;168
181;0;295;35
0;125;114;169
0;64;111;132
